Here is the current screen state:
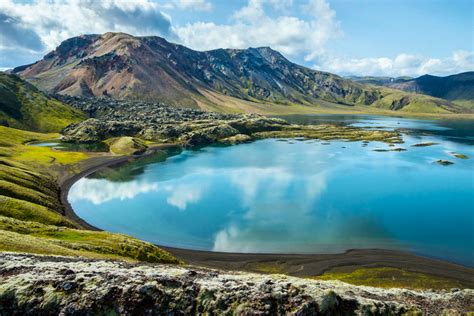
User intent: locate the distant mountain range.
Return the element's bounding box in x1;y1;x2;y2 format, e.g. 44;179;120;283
350;72;474;110
10;32;472;114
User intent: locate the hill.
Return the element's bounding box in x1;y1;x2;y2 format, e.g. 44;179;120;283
12;32;463;114
0;72;85;132
351;72;474;110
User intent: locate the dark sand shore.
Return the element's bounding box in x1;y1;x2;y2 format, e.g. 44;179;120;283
58;148;474;287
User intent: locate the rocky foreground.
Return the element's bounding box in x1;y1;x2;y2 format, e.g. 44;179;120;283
0;253;472;315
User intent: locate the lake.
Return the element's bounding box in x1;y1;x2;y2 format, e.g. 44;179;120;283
68;115;474;266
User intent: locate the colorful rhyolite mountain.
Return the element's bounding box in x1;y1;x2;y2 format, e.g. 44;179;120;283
12;32;470;114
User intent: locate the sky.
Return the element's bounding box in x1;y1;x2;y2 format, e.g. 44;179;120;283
0;0;472;77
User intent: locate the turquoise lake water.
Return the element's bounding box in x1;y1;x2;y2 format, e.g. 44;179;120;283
68;115;474;266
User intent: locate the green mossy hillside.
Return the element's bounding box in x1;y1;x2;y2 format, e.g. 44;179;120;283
369;88;463;113
0;126;179;264
0;72;85;132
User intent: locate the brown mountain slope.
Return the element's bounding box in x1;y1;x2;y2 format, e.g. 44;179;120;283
14;32;462;114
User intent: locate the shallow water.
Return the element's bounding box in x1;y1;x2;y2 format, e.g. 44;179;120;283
31;141;109;152
69;115;474;266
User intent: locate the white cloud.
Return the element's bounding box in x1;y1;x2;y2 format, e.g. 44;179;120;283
172;0;213;11
164;184;204;210
229;167;292;207
0;0;173;52
68;178;159;205
213;167;328;253
315;50;474;77
0;0;471;77
175;0;341;60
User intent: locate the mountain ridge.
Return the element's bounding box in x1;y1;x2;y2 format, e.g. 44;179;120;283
12;32;466;114
350;72;474;110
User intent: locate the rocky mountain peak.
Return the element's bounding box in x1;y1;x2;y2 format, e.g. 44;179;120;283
12;32;462;113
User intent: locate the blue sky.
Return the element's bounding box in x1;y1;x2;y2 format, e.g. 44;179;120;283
1;0;472;76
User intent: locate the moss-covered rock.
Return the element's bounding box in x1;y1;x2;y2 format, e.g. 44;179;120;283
106;137;147;155
1;253;472;315
436;160;454;166
219;134;252;145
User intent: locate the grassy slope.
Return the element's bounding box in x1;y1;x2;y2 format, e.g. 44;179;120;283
0;72;86;132
246;262;470;289
315;267;466;290
0;126;179;263
195;87;474;118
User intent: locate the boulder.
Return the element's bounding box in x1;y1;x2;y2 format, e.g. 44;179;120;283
219;134;252;145
182;124;240;147
106;137;147;155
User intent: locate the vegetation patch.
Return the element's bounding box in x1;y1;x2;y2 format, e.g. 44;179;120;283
0;216;180;264
254;124;403;144
106;137;148;155
247;262;286;274
0;126;180;264
314;267;467;290
0;73;85;132
450;152;469;159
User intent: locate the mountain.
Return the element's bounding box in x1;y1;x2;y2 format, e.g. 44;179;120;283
0;72;85;132
12;32;464;114
351;72;474;110
347;76;414;86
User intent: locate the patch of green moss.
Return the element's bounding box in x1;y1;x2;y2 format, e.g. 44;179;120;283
253;124;403;144
106;137;148;155
451;152;469;159
248;262;285;274
0;126;181;264
314;267;467;290
0;196;75;228
0;216;181;264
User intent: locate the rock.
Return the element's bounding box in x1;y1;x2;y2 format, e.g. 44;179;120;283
59;96;402;147
450;152;469;159
390;147;407;152
411;142;439;147
219;134;252;145
436;160;454;166
107;137;147;155
1;253;473;315
181;124;240;147
228;117;288;134
62;118;141;142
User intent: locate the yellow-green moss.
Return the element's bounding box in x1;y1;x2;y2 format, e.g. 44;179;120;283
313;267;466;290
106;137;148;155
247;262;286;274
0;216;181;264
0;196;75;228
0;126;180;264
451;152;469;159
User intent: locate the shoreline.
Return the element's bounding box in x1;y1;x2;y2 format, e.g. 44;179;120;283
57;143;474;286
